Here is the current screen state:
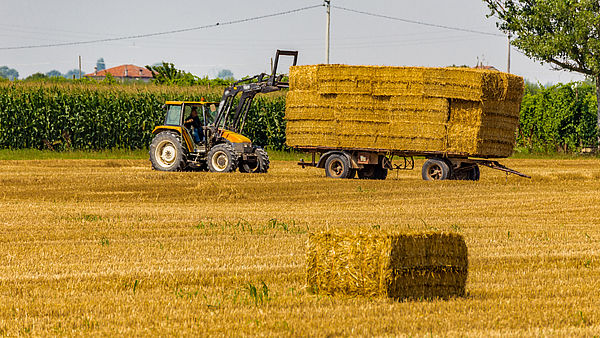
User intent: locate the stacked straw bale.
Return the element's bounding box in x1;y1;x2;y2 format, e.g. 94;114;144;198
286;65;524;157
306;231;468;300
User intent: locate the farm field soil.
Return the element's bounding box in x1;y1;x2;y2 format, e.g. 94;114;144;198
0;158;599;335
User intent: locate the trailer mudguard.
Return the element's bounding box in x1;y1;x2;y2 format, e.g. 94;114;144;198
317;151;354;169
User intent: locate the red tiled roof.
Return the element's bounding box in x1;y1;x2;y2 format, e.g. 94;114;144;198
85;64;153;78
473;65;499;71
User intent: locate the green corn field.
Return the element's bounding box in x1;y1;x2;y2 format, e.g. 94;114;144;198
0;82;287;150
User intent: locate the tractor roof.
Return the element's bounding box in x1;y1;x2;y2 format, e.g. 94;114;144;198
165;101;219;105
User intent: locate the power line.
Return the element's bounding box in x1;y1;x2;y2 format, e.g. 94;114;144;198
0;4;322;51
332;5;505;38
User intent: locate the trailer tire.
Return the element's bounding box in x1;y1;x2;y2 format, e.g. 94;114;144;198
358;165;388;180
468;165;480;181
422;159;451;181
452;164;480;181
325;154;351;179
357;165;376;179
375;166;388;180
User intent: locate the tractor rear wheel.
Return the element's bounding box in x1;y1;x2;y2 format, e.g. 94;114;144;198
240;147;270;173
149;131;187;171
207;144;238;173
422;159;451;181
325;154;351;179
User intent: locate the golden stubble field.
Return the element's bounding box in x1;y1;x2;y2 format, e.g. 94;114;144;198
0;157;599;336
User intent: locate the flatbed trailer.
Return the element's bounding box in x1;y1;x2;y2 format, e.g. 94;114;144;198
295;146;530;181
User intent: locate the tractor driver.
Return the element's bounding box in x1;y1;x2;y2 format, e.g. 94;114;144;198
184;106;203;144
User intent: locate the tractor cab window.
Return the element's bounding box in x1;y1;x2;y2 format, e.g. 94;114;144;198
183;105;204;126
204;104;217;125
164;105;183;126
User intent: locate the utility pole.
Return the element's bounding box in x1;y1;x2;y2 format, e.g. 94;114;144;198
78;55;82;79
507;33;511;74
325;0;331;64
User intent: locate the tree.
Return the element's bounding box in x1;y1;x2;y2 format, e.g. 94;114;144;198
25;73;48;81
63;69;81;79
145;62;198;85
217;69;234;80
484;0;600;149
46;70;63;78
0;66;19;80
96;58;106;71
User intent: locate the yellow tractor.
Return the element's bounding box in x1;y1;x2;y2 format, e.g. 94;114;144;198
149;50;298;173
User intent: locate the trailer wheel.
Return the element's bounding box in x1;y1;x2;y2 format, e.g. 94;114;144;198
348;169;357;179
325;154;351;179
358;165;388;180
422;159;451;181
375;167;388;180
467;165;480;181
452;164;480;181
357;165;376;179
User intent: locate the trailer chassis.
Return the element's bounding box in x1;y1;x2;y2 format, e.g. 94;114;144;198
296;146;530;180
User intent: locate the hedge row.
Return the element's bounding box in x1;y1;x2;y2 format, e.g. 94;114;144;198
518;81;598;152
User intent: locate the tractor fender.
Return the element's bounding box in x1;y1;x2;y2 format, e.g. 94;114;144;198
317;151;355;169
151;126;194;152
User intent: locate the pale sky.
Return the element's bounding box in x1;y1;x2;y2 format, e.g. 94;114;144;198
0;0;586;84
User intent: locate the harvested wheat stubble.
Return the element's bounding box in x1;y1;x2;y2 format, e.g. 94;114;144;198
306;231;468;300
286;64;524;158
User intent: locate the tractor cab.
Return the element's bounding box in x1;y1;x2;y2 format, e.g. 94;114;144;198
161;101;217;151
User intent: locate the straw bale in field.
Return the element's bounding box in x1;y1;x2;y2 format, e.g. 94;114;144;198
285;64;524;157
306;231;468;300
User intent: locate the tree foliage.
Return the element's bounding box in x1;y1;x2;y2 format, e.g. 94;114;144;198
24;73;48;81
46;70;63;78
518;81;597;152
146;62;234;86
484;0;600;147
63;69;82;79
484;0;600;75
0;66;19;80
217;69;234;80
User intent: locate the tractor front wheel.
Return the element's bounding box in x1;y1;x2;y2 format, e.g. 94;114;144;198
149;131;187;171
207;144;238;173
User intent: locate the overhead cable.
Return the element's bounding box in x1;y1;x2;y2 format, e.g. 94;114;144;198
0;4;322;50
332;5;505;38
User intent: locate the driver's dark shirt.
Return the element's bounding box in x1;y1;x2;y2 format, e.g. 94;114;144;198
184;114;201;130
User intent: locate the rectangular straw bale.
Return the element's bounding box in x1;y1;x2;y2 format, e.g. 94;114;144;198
289;65;318;91
337;120;389;135
317;65;373;94
446;100;482;154
306;231;468;299
372;67;425;96
380;136;446;152
389;121;446;138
